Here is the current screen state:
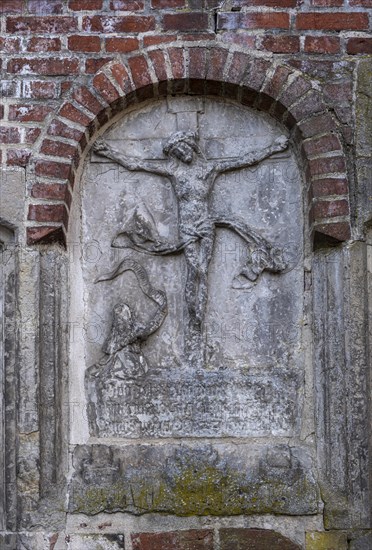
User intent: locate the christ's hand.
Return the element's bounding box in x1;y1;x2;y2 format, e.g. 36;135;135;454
94;137;112;156
272;135;289;153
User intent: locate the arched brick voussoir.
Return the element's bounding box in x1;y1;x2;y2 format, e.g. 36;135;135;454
27;43;351;247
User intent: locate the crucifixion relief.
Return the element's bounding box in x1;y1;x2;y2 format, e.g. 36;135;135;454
82;98;304;439
94;130;289;365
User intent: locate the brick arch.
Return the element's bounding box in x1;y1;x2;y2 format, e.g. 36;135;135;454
27;44;350;246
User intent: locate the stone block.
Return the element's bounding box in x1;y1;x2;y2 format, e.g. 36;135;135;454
68;443;319;516
305;531;347;549
220;528;300;549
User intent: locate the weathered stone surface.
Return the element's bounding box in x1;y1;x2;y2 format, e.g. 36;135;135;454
349;531;372;549
67;534;124;549
305;530;347;549
355;59;372;232
220;528;300;549
86;364;300;438
313;242;371;529
132;529;213;550
0;170;25;231
71;96;305;444
68;443;319;516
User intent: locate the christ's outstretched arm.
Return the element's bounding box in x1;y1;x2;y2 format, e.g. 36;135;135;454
213;135;289;174
93;137;171;177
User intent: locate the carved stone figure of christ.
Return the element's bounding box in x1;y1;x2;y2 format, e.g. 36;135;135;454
93;131;289;332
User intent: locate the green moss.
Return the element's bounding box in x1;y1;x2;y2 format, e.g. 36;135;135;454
72;455;318;516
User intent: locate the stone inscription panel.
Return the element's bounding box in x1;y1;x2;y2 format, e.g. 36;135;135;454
71;96;305;442
86;366;299;438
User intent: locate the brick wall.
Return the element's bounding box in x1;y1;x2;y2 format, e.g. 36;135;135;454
1;0;370;245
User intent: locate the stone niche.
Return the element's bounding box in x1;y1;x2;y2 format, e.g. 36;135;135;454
68;97;319;524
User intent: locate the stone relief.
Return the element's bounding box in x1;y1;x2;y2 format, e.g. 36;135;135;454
93;130;289;368
77;97;304;440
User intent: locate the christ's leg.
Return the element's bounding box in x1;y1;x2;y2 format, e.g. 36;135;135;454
183;242;201;326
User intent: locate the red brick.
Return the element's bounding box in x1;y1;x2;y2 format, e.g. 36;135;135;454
299;112;337;138
168;47;185;80
68;35;101;52
241;58;271;90
219;32;255;49
25;81;58;99
309;156;346;176
263;65;292;99
128;56;153;88
227;51;251;84
7;149;31;167
73;87;104;115
48;119;84;141
189;47;207;80
9;104;52;122
25;128;42;143
27;226;66;246
132;530;214;550
35;159;71;179
110;0;144;8
28;204;67;224
0;127;21;144
28;0;63;13
69;0;103;8
61;81;73;95
312;199;349;219
106;37;139;52
220;529;300;550
0;0;24;13
163;13;209;31
350;0;372;5
27;37;61;52
0;37;20;53
218;12;289;30
314;221;350;241
110;63;133;94
261;35;300;53
93;73;122;104
151;0;185;7
304;36;340;54
207;47;229;82
312;177;348;197
289;91;325;121
83;15;155;32
324;81;352;102
7;16;78;33
85;57;113;74
347;38;372;54
31;183;67;200
182;33;215;41
41;139;76;159
8;58;79;75
144;34;177;46
296;13;369;31
148;50;168;82
303;134;342;157
280;77;312;106
59;103;92;127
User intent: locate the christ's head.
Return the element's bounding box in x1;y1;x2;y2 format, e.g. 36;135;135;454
163;131;200;164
